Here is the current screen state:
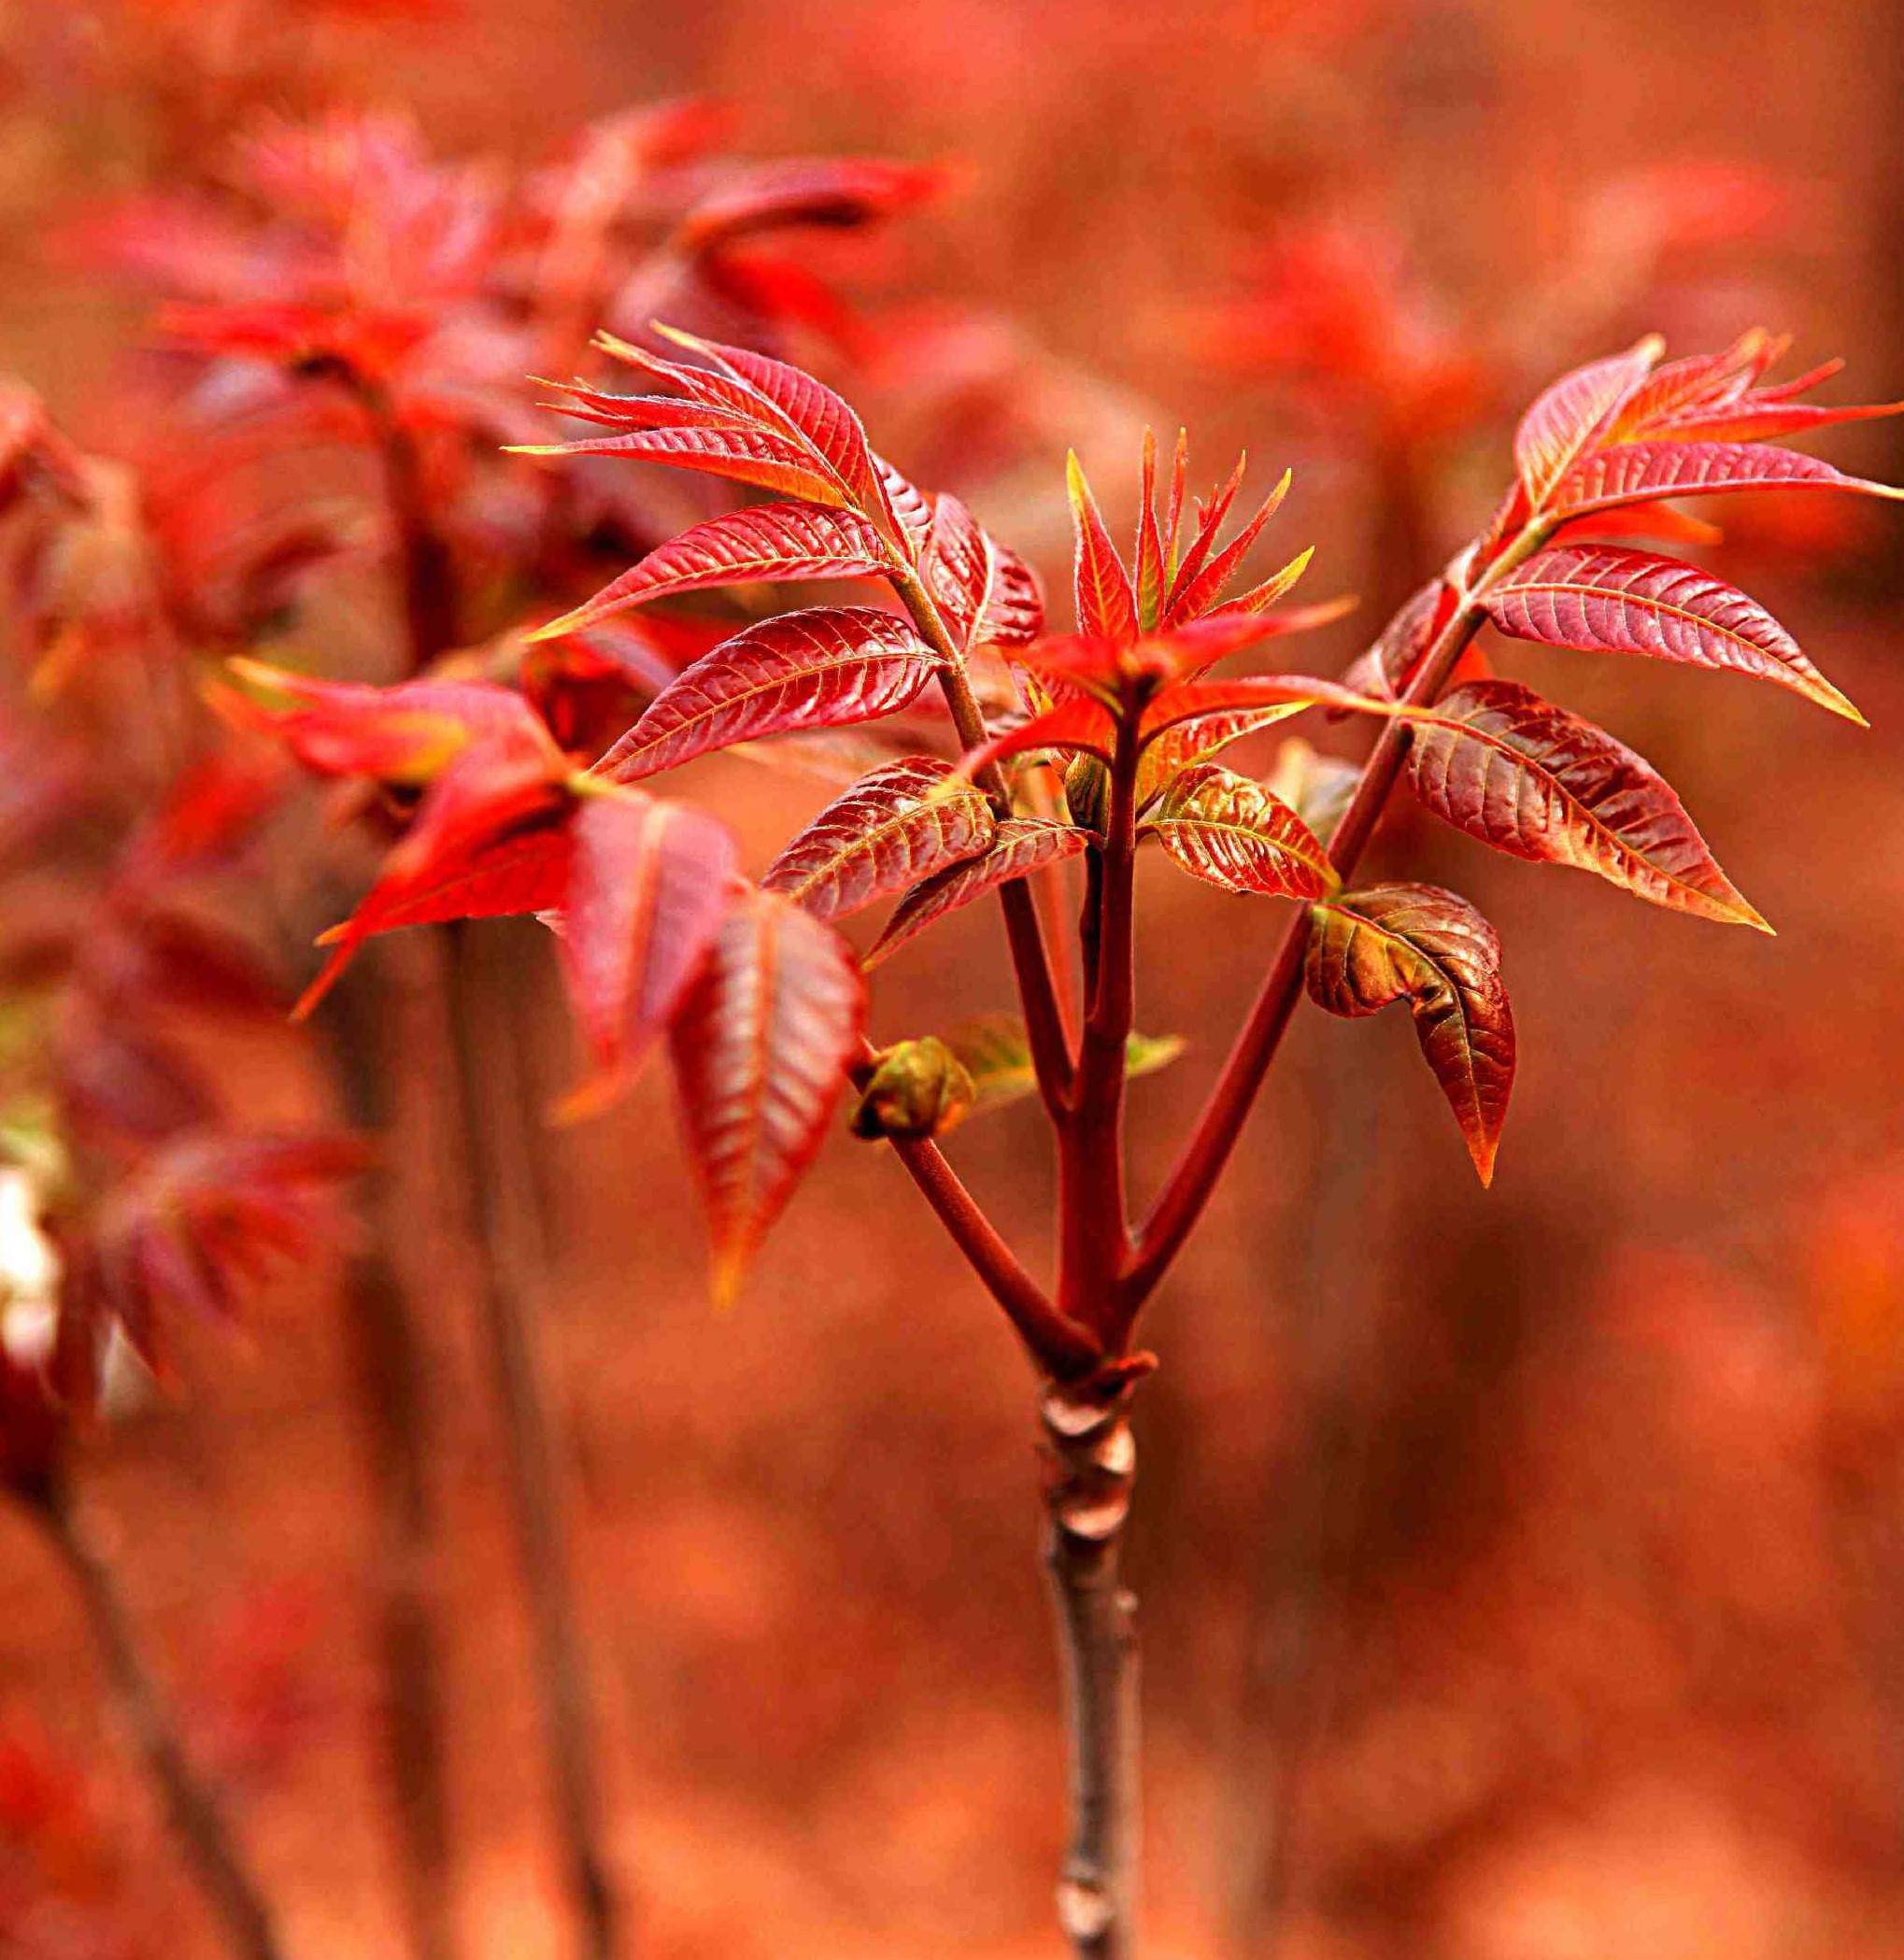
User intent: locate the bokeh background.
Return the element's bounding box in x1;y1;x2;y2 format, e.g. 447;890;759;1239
4;1;1904;1956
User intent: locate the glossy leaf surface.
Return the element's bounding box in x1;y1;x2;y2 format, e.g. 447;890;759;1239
532;503;893;640
1405;679;1766;929
1144;764;1333;897
1485;543;1862;721
760;757;995;923
669;888;863;1305
599;607;942;782
866;818;1091;966
1305;882;1514;1184
552;789;738;1115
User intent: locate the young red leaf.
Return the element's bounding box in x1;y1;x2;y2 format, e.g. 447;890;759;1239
1405;678;1768;930
1134;701;1317;810
1484;543;1863;722
1067;451;1138;648
1143;764;1333;898
674;157;944;252
1162;469;1290;625
221;660;562;786
921;492;1044;652
528;503;894;641
1164;452;1246;611
513;421;848;510
760;757;996;923
669;888;864;1305
1134;431;1166;632
1550;440;1904;520
298;746;575;1016
866;819;1092;967
597;607;943;783
1513;335;1663;508
550;789;738;1119
1305;883;1514;1185
957;695;1117;776
653;325;902;537
1136;674;1389;749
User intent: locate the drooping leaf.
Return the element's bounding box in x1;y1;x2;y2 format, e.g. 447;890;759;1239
958;695;1117;776
1067;451;1137;648
550;790;739;1116
760;757;995;923
1513;336;1663;507
669;888;864;1304
598;607;943;782
1551;441;1904;520
1404;678;1767;930
943;1013;1183;1117
1143;764;1333;897
866;818;1091;966
1304;883;1514;1184
529;503;894;641
297;746;575;1016
1484;543;1862;722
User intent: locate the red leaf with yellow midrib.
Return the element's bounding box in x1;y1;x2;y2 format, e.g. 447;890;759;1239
866;818;1091;966
1404;679;1767;930
598;607;943;783
1143;764;1332;898
1484;543;1863;722
1305;882;1514;1186
761;757;995;923
531;503;893;641
669;888;863;1305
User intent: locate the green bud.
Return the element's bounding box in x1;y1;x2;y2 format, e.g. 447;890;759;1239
850;1037;976;1143
1063;754;1111;835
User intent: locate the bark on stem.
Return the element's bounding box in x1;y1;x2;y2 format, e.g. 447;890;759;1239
440;925;618;1960
1042;1384;1141;1960
319;948;458;1960
32;1481;287;1960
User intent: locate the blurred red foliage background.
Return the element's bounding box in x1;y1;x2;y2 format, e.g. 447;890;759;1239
3;1;1904;1955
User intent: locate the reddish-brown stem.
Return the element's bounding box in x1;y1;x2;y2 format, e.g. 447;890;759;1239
442;926;619;1960
1059;718;1139;1337
1122;522;1554;1310
30;1480;287;1960
319;947;459;1960
365;371;618;1960
889;566;1075;1114
1042;1384;1141;1960
357;379;459;672
854;1037;1101;1377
